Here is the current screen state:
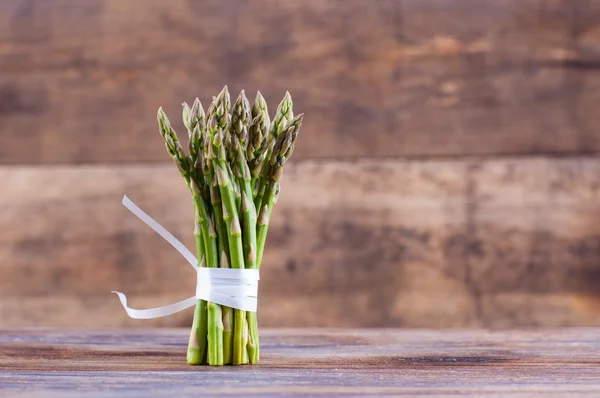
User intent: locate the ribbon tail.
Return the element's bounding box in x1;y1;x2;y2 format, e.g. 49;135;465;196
122;195;197;268
112;291;197;319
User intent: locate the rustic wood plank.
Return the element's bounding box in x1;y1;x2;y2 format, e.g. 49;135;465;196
1;328;600;397
3;157;600;328
2;0;600;163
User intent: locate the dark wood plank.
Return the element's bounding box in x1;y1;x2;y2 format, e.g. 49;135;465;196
3;157;600;328
1;328;600;397
2;0;600;163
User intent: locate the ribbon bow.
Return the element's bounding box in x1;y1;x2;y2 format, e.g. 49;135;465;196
112;196;259;319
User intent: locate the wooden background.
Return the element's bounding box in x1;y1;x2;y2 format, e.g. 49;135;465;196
2;0;600;328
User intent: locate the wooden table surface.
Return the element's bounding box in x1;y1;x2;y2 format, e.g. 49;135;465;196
1;328;600;397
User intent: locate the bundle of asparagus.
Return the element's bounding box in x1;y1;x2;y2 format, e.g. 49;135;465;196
157;86;303;366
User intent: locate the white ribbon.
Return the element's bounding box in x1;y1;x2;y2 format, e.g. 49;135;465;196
112;195;259;319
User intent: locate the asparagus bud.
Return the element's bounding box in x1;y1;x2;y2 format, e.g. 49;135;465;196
270;91;293;138
252;91;269;121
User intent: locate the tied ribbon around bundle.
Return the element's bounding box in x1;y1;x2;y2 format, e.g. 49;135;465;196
112;196;259;319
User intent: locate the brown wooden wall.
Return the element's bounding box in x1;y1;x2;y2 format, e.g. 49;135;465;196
2;0;600;328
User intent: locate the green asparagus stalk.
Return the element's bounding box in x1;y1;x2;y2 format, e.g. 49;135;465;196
256;114;304;267
214;158;247;365
205;88;238;365
231;91;262;363
211;89;247;364
222;312;233;363
231;92;256;267
187;255;207;364
158;108;210;365
210;176;233;364
246;104;266;363
204;131;229;267
211;180;233;364
160;104;225;366
191;181;223;366
207;296;224;366
254;92;294;212
186;99;224;366
219;198;234;365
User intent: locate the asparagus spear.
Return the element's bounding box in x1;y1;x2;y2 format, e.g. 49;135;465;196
231;92;256;268
254;92;294;213
219;242;233;364
256;114;304;267
191;180;223;366
212;110;249;364
216;165;248;364
205;89;236;365
160;104;225;366
248;108;270;210
157;108;210;365
231;91;262;363
187;256;207;364
246;109;269;363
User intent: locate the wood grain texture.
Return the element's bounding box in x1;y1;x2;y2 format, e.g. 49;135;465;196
2;0;600;163
1;328;600;397
3;157;600;328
